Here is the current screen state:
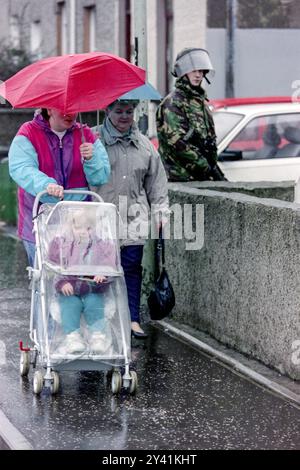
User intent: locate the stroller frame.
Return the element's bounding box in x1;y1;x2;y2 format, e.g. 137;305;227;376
19;190;137;395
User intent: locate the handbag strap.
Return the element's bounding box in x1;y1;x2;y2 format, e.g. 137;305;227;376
156;226;165;268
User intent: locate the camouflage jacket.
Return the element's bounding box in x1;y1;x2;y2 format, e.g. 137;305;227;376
156;76;217;181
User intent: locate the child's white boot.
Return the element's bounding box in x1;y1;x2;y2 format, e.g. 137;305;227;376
59;331;86;355
89;331;111;354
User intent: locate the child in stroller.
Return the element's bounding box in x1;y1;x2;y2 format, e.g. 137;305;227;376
19;191;136;395
48;209;117;355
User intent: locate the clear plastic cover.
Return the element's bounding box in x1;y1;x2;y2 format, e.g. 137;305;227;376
31;201;131;367
39;202;122;276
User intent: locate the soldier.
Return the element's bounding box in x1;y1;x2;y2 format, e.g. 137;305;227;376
156;47;225;182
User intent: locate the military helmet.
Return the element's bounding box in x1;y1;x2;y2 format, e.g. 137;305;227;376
172;47;214;78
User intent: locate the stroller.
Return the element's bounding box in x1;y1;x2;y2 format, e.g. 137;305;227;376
19;190;137;395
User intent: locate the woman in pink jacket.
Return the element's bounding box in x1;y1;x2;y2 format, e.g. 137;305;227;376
9;108;110;267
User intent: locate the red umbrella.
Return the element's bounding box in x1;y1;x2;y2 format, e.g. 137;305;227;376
0;52;145;114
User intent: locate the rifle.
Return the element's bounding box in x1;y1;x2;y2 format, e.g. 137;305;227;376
188;130;227;181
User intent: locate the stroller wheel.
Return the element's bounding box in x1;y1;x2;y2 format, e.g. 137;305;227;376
20;351;30;377
129;370;138;395
33;371;44;395
111;370;122;394
50;371;60;395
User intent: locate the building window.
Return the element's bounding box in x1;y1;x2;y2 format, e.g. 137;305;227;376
30;20;42;59
83;6;96;52
207;0;291;29
238;0;289;28
56;1;67;55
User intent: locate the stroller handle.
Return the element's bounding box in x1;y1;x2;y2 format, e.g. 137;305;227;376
32;189;104;219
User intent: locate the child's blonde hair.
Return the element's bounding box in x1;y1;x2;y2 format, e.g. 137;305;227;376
69;209;95;231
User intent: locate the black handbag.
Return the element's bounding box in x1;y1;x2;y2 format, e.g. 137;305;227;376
147;228;175;320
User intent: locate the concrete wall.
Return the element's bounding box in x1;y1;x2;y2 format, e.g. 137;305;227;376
163;185;300;380
207;28;300;99
186;181;295;202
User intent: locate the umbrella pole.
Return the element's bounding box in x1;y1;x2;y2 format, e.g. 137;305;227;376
78;112;85;143
97;109;100;135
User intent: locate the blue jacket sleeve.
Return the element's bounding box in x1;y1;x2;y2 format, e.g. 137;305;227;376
8;135;58;203
83;139;110;186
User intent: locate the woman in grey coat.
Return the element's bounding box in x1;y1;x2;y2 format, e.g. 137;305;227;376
92;100;169;338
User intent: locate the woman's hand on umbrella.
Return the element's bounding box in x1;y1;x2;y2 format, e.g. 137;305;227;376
47;183;64;199
80;143;93;161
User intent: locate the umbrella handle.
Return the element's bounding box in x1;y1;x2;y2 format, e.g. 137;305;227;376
96;110;101;138
78;112;85;143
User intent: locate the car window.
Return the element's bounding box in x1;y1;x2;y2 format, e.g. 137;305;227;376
225;113;300;160
213;111;244;144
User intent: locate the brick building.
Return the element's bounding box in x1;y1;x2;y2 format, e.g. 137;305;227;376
0;0;207;97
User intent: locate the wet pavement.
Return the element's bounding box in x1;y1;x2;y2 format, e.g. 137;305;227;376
0;234;300;450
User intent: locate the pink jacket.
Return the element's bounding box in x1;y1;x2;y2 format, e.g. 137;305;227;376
48;235;118;295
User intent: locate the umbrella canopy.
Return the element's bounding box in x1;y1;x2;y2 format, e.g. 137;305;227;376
118;81;161;101
0;52;145;114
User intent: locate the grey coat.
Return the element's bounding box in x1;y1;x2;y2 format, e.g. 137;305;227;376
91;118;169;245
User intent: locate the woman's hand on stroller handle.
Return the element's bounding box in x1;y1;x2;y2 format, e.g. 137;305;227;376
32;189;104;218
47;183;64;199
